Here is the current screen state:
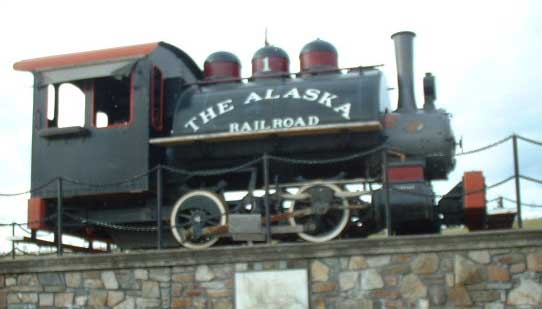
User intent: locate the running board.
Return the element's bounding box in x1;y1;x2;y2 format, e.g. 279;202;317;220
150;121;382;146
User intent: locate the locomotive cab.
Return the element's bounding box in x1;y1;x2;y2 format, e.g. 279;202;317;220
15;43;201;236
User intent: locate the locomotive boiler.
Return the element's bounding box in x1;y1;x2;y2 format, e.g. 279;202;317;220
14;31;464;250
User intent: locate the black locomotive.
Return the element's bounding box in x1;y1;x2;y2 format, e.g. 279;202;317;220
14;31;470;250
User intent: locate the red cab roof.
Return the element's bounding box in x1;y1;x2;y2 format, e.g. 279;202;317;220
13;42;159;72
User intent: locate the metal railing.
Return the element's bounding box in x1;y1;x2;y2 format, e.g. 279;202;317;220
0;134;540;258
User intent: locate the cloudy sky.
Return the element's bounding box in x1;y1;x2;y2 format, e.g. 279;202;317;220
0;0;540;236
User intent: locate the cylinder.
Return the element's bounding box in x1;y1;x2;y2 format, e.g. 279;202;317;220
391;31;417;112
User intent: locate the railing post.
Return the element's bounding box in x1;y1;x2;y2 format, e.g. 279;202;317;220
156;165;163;250
512;134;522;228
56;177;64;256
262;154;272;243
11;223;15;260
382;148;392;236
497;196;504;209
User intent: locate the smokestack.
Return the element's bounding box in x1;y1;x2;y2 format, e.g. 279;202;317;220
391;31;417;112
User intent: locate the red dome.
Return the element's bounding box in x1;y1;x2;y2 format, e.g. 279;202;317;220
251;45;289;77
203;51;241;81
300;39;338;73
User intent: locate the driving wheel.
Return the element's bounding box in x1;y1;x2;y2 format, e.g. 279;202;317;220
170;190;227;249
288;183;349;242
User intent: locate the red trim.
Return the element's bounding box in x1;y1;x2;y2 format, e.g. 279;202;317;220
387;166;424;182
463;171;486;231
14;42;159;72
300;51;338;71
252;56;289;75
463;171;486;209
28;197;47;230
92;70;135;129
151;66;164;131
204;62;241;79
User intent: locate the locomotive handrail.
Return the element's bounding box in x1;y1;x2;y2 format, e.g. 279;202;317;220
180;64;385;88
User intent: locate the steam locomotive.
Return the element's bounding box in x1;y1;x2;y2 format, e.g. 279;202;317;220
14;31;485;250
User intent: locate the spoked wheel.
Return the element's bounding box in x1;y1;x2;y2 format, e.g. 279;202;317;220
288;183;350;242
170;190;227;249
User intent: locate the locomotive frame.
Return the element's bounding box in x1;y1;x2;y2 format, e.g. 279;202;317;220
13;31;490;251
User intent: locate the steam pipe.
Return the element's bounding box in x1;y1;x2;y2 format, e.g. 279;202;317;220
391;31;417;112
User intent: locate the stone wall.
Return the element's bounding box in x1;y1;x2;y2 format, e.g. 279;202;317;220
0;229;541;308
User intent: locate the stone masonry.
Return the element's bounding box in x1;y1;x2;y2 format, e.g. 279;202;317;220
0;229;540;308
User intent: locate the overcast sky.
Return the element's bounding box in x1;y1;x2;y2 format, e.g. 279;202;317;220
0;0;540;236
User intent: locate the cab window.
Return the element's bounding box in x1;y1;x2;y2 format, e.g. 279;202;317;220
93;75;132;128
46;83;85;128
